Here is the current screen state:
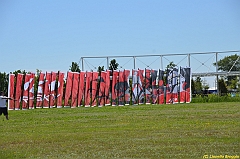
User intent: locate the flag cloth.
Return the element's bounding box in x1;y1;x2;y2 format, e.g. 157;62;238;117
111;71;119;106
57;72;64;108
85;72;92;107
166;69;172;104
36;73;45;108
71;72;79;108
118;70;125;106
158;70;165;104
124;70;130;105
78;72;85;106
22;74;31;110
151;70;158;104
8;74;15;110
172;68;179;104
28;73;35;109
181;67;191;103
104;70;111;106
43;72;51;108
15;74;23;110
49;72;56;108
145;69;151;104
131;69;138;104
98;71;106;106
91;72;98;106
64;72;73;107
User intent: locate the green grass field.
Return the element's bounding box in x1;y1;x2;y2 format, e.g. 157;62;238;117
0;102;239;159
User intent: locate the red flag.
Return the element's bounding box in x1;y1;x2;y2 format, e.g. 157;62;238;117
98;71;106;106
104;71;111;106
15;74;23;110
151;70;158;104
36;73;45;108
28;73;35;109
57;72;64;108
166;69;172;104
43;72;51;108
117;70;125;106
85;72;92;107
124;70;130;105
91;72;98;106
158;70;165;104
49;72;57;108
77;72;85;106
22;74;31;109
8;74;15;110
71;72;79;108
145;69;151;104
64;72;73;107
111;71;118;106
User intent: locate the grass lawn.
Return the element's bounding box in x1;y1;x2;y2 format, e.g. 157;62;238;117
0;102;239;159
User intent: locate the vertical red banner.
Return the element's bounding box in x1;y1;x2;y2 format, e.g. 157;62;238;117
71;72;79;108
78;72;85;106
8;74;15;110
91;72;98;106
158;70;165;104
85;72;92;107
49;72;57;108
64;72;73;107
118;70;125;106
36;73;45;108
138;69;145;104
111;71;118;106
145;69;151;104
28;73;35;109
166;69;172;104
57;72;64;108
132;69;138;104
15;74;23;110
43;72;51;108
151;70;158;104
98;71;106;106
124;70;130;105
185;68;191;103
104;70;111;106
172;68;179;104
22;74;31;110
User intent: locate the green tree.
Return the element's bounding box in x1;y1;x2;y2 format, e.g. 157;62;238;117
166;61;177;70
69;62;80;72
218;78;228;96
194;77;202;94
0;72;9;94
109;59;119;71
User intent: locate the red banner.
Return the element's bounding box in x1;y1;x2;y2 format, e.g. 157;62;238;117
98;71;106;106
71;73;79;108
124;70;130;105
158;70;165;104
91;72;98;106
28;73;35;109
36;73;45;108
43;72;51;108
22;74;31;109
78;72;85;106
85;72;92;107
111;71;118;106
179;67;191;103
151;70;158;104
8;74;15;110
105;71;111;106
15;74;23;110
145;69;151;104
57;72;64;108
49;72;56;108
64;72;73;107
118;70;125;106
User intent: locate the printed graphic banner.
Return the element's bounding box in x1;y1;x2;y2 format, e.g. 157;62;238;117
36;73;45;108
15;74;24;110
158;70;165;104
43;72;51;108
8;74;15;110
85;72;92;106
71;73;79;108
22;74;31;109
57;72;64;108
78;72;85;106
64;72;73;107
151;70;158;104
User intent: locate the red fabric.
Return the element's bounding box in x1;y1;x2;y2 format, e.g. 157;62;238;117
151;70;158;104
111;71;118;106
28;73;35;109
145;69;151;104
36;73;45;108
8;74;15;110
22;74;31;109
64;72;73;107
49;72;56;108
15;74;23;110
118;70;125;106
77;72;85;106
71;73;79;107
84;72;92;106
43;72;51;108
91;72;98;106
124;70;130;105
57;72;64;108
158;70;164;104
98;71;106;106
104;71;111;105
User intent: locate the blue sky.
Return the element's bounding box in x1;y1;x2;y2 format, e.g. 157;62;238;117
0;0;239;77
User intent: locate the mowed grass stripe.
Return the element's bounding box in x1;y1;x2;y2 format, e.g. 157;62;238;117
0;102;239;159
